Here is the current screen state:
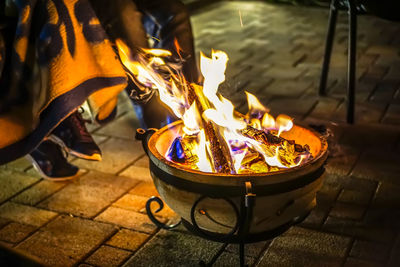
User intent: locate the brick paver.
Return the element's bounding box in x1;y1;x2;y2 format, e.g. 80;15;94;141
38;171;138;218
1;1;400;266
15;215;116;266
84;245;132;267
106;229;150;252
257;226;352;266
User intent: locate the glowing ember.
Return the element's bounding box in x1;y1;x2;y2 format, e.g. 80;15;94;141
116;40;312;174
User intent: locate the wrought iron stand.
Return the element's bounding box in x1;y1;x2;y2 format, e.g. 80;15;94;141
145;181;307;267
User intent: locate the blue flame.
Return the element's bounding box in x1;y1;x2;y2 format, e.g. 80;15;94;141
167;138;185;161
166;116;174;125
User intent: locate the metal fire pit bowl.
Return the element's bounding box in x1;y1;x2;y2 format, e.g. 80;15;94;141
137;120;328;244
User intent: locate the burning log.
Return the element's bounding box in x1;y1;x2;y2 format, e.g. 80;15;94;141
241;126;283;145
187;84;235;174
240;126;310;153
239;149;272;174
167;136;198;166
240;125;311;168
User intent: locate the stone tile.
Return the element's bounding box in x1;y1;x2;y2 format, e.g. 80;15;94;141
73;138;144;173
257;226;351;266
336;102;387;124
263;66;304;80
362;182;400;230
0;202;57;227
344;257;384;267
338;189;373;206
132;156;150;168
266;96;317;118
0;218;9;229
265;79;312;97
318;173;345;203
369;81;399;104
0;170;39;204
85;120;102;133
325;145;360;177
243;77;274;96
309;97;341;120
106;229;149;251
0;222;36;243
357;54;378;68
16;215;116;266
118;165;152;182
113;194;176;219
329;202;366;221
113;194;148;213
12;180;67;206
1;157;32;172
388;233;400;267
85;245;131;267
123;229;221;267
342;177;378;193
299;203;328;230
129;182;159;198
323;216;394;243
91;134;110;147
214;251;255;267
38;171;138;218
355;81;378;102
360;65;389;83
96;113;140;140
366;45;399;57
117;97;136;116
382;103;400;124
371;182;400;209
349;240;390;262
363;206;400;231
95;207;161;234
351;148;400;185
226;241;270;258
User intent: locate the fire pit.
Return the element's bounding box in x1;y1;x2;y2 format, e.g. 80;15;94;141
137;120;327;265
117;40;328;266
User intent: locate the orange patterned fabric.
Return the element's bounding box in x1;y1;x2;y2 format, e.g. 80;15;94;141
0;0;127;163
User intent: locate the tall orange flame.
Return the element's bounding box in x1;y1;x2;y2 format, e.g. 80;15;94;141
116;39;310;173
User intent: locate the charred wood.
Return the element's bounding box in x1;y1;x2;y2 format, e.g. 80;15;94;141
187;84;235;174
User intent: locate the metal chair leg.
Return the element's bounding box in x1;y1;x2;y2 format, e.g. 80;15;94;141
239;242;245;267
347;0;357;124
319;0;339;96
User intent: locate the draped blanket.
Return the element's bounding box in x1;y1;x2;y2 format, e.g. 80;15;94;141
0;0;127;164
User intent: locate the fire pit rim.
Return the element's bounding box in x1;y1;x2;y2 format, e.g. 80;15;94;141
149;121;327;173
141;120;328;193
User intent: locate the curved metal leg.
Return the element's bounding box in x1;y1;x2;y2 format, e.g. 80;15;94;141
190;195;240;242
145;196;181;230
319;0;339;96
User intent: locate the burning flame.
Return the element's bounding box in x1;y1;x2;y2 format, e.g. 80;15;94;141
116;40;310;174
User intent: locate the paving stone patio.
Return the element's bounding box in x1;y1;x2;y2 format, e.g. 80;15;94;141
1;1;400;266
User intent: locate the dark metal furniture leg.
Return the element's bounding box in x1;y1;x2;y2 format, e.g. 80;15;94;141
239;242;245;267
319;0;339;96
347;0;357;124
